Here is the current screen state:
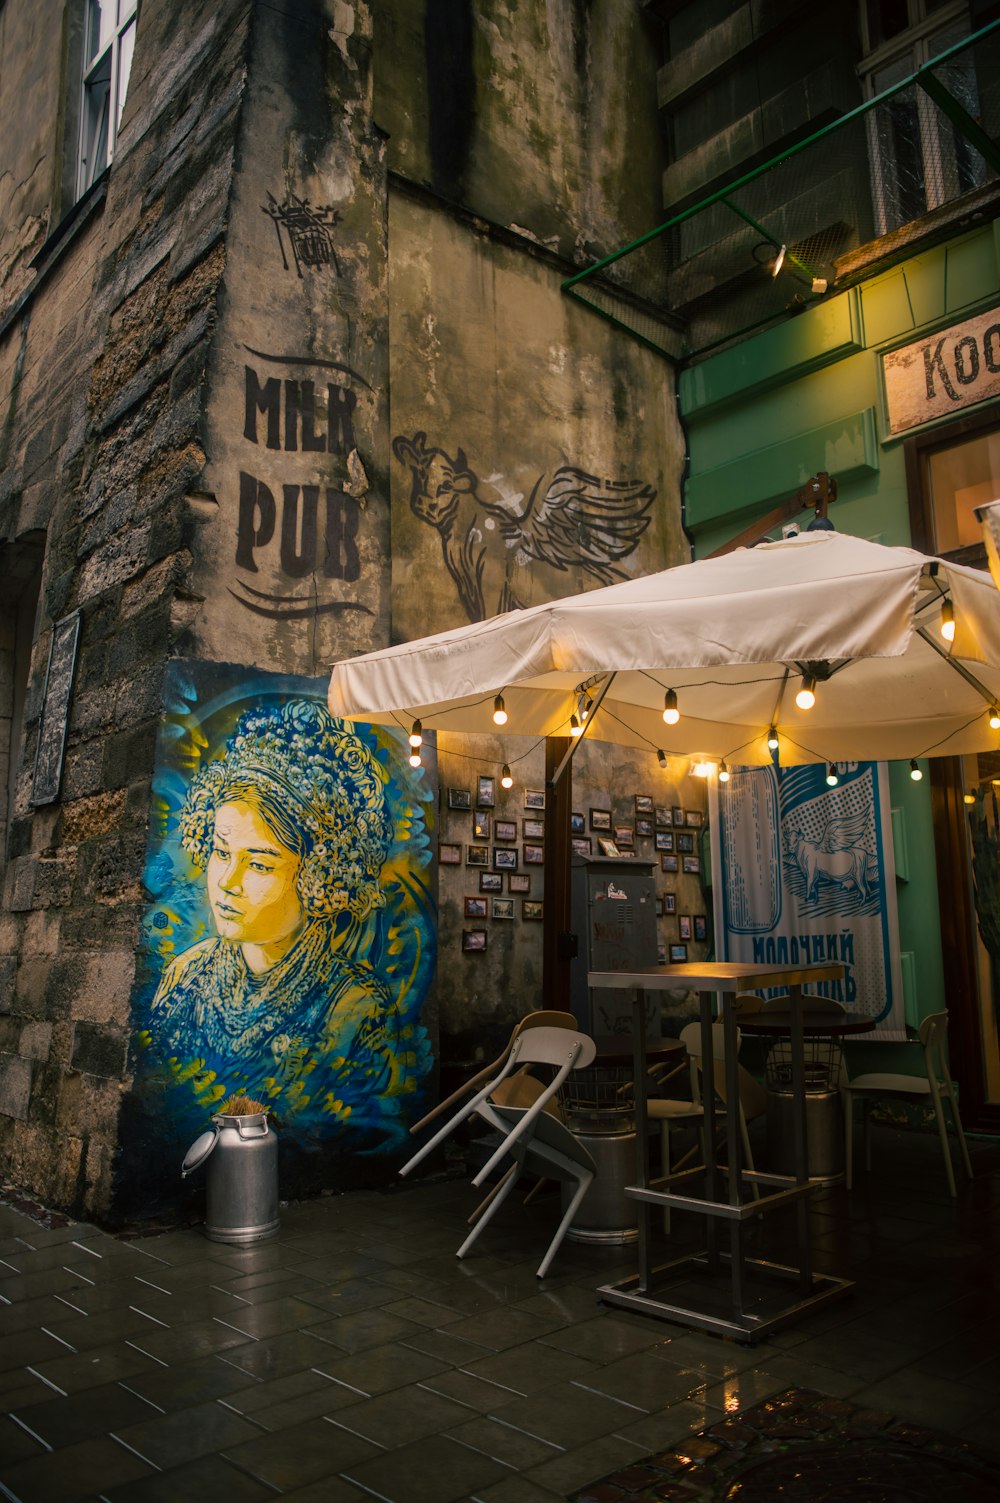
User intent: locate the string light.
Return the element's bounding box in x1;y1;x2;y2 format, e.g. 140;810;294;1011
500;764;513;789
492;695;507;726
795;676;816;710
940;600;955;643
963;791;976;805
767;726;779;752
662;689;680;725
657;749;668;768
569;714;583;737
826;764;839;786
408;749;422;769
990;706;1000;730
718;761;730;783
578;694;593;723
909;759;923;781
408;719;422;749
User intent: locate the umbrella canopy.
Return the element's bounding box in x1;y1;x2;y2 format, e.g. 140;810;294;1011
328;531;1000;767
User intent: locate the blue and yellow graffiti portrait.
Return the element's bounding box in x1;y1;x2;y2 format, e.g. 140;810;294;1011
131;663;436;1174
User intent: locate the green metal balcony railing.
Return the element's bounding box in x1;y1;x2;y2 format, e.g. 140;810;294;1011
562;17;1000;363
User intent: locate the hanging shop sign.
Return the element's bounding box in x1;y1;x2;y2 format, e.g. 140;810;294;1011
883;306;1000;435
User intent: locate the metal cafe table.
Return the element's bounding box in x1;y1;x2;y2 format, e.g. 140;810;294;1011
587;961;851;1343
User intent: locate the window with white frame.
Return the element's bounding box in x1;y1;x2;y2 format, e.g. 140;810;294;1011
78;0;138;197
860;0;987;236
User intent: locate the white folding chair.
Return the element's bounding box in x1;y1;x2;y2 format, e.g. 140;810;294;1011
843;1011;973;1197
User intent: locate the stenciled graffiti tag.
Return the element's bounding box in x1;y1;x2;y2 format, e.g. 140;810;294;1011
392;431;655;621
124;663;436;1203
233;350;375;620
262;192;341;276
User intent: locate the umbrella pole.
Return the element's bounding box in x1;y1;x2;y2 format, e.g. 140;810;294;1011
544;736;574;1013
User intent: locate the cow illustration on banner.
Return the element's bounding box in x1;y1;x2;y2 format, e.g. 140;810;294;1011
710;761;904;1036
119;662;436;1208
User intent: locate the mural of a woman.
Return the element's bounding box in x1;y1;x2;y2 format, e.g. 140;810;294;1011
139;693;432;1166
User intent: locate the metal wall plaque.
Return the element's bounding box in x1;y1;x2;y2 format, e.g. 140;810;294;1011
883;306;1000;435
31;611;81;806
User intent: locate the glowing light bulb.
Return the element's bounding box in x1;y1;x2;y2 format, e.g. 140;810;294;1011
964;792;975;805
691;759;712;778
408;719;422;749
657;749;667;769
826;764;839;786
990;706;1000;730
662;689;679;726
940;600;955;643
767;726;779;752
492;695;507;726
909;759;923;781
408;751;422;769
718;761;730;784
795;676;816;710
500;764;513;789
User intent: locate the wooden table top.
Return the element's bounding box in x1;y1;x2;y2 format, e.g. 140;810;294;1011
588;961;846;992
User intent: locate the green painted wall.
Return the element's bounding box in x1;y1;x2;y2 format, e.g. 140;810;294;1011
679;221;1000;1033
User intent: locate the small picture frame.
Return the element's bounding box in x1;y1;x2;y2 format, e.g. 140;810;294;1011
682;854;701;875
669;942;689;963
522;900;544;921
508;873;531;894
477;775;495;808
693;914;708;941
525;788;546;810
439;842;462;865
657;942;667;964
663;892;676;914
448;787;472;811
635;817;653;838
492;898;515;919
494;847;518;870
672;807;685;827
523;817;545;839
571;836;592;857
590;808;612;831
494;819;517;842
661;853;679;873
614;825;635;848
570;811;586;833
523;842;545;865
466;845;489;866
464;896;488;918
678;914;692;941
655;805;672;829
463;928;488;952
597;837;621;858
635;794;654;815
654;895;664;917
655;831;675;852
686;810;704;829
479;871;503;893
473;811;492;840
676;832;695;854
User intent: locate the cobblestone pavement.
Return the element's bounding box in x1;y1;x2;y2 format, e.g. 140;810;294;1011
0;1125;998;1502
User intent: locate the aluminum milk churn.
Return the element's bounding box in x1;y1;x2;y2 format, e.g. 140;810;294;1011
181;1107;280;1245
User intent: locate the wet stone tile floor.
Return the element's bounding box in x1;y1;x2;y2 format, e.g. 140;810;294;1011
0;1123;998;1502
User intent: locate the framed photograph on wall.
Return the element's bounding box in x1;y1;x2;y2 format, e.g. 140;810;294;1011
467;845;489;866
655;805;672;828
661;853;679;873
663;892;676;914
473;812;492;840
597;837;621;858
522;900;544;921
525;789;546;809
571;836;592;857
682;855;701;875
523;843;544;865
464;896;488;918
655;831;674;852
686;810;704;828
508;873;531;893
463;928;488;952
672;807;685;827
614;826;634;848
657;942;667;964
523;817;545;839
477;775;495;807
570;811;586;833
439;843;461;865
669;942;688;963
590;808;612;831
448;787;472;810
654;896;664;917
635;794;654;815
676;832;695;854
678;914;692;941
693;915;707;941
494;847;518;870
479;871;503;893
492;898;515;919
636;817;653;838
494;819;517;842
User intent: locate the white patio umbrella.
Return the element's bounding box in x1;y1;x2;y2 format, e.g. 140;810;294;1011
328;531;1000;769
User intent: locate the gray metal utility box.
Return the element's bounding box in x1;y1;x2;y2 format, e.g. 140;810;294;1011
569;857;659;1038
